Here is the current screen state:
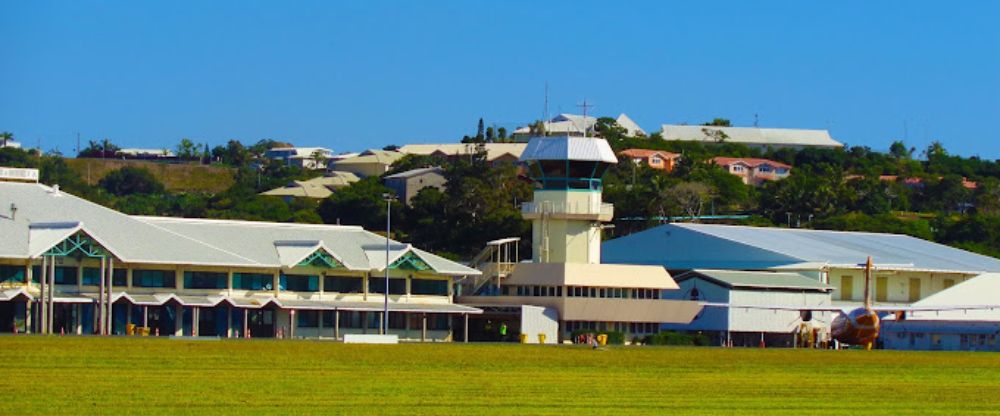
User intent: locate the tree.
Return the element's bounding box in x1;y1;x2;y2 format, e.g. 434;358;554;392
176;138;197;160
702;118;732;127
497;127;508;141
310;149;329;170
78;139;120;158
99;166;165;196
669;182;714;219
485;126;495;142
317;177;396;230
0;131;12;148
889;141;914;159
476;118;485;142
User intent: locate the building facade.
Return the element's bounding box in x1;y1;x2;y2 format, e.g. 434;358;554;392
384;167;447;206
711;157;791;185
619;149;681;172
0;169;481;341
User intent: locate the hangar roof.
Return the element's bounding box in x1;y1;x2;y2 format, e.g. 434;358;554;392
675;269;832;292
603;223;1000;274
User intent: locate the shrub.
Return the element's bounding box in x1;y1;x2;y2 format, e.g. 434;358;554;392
570;329;625;345
643;331;711;346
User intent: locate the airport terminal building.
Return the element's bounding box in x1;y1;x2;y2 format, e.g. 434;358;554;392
0;168;481;340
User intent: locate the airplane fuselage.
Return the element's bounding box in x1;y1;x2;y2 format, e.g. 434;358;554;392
830;308;880;346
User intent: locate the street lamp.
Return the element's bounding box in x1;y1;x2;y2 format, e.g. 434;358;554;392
382;193;397;335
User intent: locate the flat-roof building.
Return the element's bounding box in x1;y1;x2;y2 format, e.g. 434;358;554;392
659;125;843;150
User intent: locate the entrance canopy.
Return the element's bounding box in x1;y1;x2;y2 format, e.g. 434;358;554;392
88;292;483;315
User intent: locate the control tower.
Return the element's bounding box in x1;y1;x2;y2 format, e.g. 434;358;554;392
519;135;617;264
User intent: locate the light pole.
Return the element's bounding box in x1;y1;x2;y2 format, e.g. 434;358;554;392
382;193;397;335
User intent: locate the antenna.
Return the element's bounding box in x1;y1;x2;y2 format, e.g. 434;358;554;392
543;82;549;123
577;99;594;138
753;113;759;127
864;256;873;310
76;132;80;156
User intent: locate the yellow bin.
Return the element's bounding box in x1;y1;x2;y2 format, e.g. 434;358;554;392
597;334;608;346
538;333;546;344
519;333;528;344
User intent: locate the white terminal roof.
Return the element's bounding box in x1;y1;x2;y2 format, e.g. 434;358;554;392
519;135;618;164
0;181;479;276
603;223;1000;274
659;125;843;148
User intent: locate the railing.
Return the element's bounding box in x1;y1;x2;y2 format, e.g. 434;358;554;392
521;201;613;218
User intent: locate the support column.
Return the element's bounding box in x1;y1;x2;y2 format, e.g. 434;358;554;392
334;310;340;340
39;256;47;334
243;309;249;338
378;312;384;335
421;313;427;342
463;313;469;343
143;306;148;328
226;306;232;338
106;258;114;335
48;255;55;335
289;309;296;339
174;305;183;336
193;307;199;337
97;257;105;335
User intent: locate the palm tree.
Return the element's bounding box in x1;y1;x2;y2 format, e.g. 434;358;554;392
0;131;12;148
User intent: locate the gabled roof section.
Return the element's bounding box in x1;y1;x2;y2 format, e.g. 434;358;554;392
676;269;832;291
712;157;791;169
273;240;349;269
28;222;123;260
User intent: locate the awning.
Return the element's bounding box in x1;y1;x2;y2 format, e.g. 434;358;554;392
0;288;34;301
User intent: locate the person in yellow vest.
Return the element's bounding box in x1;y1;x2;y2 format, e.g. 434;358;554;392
499;322;508;341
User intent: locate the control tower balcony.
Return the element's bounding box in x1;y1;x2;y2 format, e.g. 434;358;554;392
521;201;614;221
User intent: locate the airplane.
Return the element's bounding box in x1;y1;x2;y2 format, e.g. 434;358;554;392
701;256;1000;349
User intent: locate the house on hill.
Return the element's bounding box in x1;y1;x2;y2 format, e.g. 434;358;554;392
329;149;405;177
711;157;791;185
265;147;334;170
619;149;681;172
513;113;646;139
396;143;525;165
260;171;361;200
659;124;842;150
384;167;447;206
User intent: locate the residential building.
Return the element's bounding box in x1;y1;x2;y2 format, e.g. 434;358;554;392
265;147;334;170
663;269;834;347
659;125;843;150
118;148;175;159
260;171;361;201
384;167;447;206
0;140;21;149
619;149;681;172
329;149;405;177
457;136;701;343
513;113;646;139
0;168;481;341
397;143;526;164
882;273;1000;351
603;223;1000;308
711;157;791;185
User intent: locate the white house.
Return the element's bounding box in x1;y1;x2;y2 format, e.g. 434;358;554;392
265;147;334;170
513;113;646;139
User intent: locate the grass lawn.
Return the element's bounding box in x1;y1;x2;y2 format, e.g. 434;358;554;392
1;337;999;415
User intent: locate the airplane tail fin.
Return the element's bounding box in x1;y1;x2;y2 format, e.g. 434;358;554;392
864;256;873;310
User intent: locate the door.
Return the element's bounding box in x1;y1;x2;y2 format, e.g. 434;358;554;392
876;276;888;302
908;278;922;302
839;276;854;301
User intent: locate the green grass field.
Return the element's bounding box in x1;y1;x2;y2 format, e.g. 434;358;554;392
1;337;999;415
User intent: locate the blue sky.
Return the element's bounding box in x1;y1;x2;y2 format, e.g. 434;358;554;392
2;1;998;157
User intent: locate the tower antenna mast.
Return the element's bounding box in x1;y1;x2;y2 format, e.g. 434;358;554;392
577;99;594;138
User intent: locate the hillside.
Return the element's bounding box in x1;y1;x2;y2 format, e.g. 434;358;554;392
66;158;235;193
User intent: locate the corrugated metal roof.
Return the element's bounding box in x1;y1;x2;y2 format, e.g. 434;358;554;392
519;136;618;163
677;269;832;291
659;125;843;148
0;182;260;266
0;181;479;277
397;143;526;162
384;167;443;180
603;223;1000;274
